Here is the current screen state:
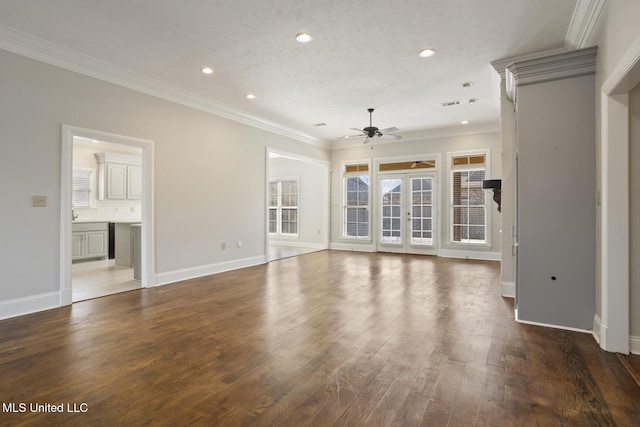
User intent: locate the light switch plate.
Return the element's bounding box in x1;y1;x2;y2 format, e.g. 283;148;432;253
31;195;47;207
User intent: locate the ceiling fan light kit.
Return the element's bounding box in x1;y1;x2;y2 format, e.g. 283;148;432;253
347;108;402;144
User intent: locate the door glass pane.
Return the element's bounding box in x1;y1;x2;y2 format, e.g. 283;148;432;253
380;179;402;244
410;177;433;245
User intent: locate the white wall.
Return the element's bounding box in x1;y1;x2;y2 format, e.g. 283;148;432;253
0;48;329;308
268;157;328;248
589;0;640;351
329;131;502;258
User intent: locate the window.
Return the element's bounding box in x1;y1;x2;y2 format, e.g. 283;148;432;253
343;163;370;239
268;179;298;235
72;169;92;208
450;153;487;244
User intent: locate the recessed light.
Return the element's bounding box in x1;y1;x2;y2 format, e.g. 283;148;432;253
201;67;214;75
468;98;478;104
418;48;436;58
92;139;100;143
462;82;473;89
461;120;470;125
246;93;256;100
296;33;313;43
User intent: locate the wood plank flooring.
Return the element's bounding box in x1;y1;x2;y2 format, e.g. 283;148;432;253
1;251;639;426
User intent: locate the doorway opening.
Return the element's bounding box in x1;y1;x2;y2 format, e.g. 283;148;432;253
377;172;438;255
60;125;154;306
266;149;329;261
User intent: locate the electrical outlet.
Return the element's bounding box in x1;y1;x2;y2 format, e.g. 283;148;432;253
31;195;47;207
221;242;226;250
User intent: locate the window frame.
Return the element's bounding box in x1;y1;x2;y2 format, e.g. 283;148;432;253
341;160;371;240
447;150;491;246
268;177;299;237
72;167;96;208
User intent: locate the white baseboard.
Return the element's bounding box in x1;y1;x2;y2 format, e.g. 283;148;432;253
515;308;592;334
60;287;73;306
501;281;515;298
438;249;501;261
329;242;376;252
631;335;640;355
269;241;327;250
0;291;60;320
593;314;605;346
154;255;266;287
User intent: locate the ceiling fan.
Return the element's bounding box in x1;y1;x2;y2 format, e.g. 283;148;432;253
348;108;401;143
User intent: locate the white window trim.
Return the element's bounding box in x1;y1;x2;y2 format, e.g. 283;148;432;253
72;167;97;208
268;176;299;238
446;149;491;247
341;159;372;241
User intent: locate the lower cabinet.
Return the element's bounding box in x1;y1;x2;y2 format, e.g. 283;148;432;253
72;222;108;261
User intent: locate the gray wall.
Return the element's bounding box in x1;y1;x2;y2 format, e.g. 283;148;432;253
516;74;595;329
631;82;640;338
0;48;329;304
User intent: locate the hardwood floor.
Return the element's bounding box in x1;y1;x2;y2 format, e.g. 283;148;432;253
1;251;638;426
268;245;322;261
619;354;640;389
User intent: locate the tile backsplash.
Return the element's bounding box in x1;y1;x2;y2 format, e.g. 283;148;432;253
74;199;142;222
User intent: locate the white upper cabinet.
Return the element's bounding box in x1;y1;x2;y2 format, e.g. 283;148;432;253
95;152;142;200
127;165;142;199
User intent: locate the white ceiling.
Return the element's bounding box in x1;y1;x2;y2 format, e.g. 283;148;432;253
0;0;579;146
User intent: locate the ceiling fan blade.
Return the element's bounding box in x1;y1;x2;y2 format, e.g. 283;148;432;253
362;137;371;144
340;134;366;139
381;134;402;140
350;128;366;133
379;127;399;133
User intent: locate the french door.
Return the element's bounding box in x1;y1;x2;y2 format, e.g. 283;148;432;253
377;173;437;255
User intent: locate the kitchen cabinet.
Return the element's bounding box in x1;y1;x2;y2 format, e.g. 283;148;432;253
128;166;142;199
95;152;142;200
72;222;108;261
131;224;142;280
115;222;141;269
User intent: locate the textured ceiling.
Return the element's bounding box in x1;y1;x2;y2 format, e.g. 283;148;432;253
0;0;578;145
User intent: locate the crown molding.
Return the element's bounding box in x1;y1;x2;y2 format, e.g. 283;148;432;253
565;0;606;49
490;48;567;80
505;46;597;103
0;24;329;149
330;120;500;150
490;0;604;81
601;33;640;96
506;46;597;86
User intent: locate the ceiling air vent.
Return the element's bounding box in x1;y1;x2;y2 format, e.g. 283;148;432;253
441;100;461;107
